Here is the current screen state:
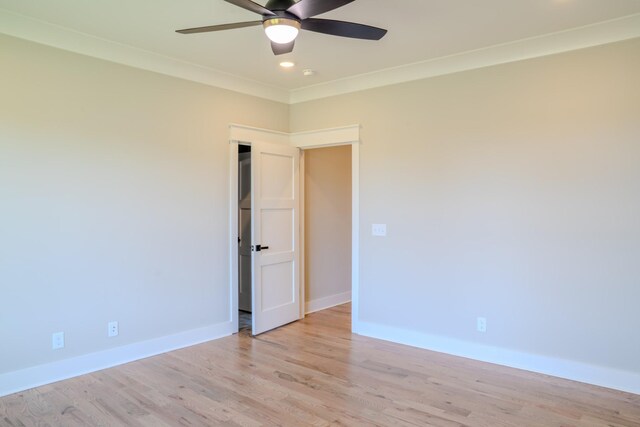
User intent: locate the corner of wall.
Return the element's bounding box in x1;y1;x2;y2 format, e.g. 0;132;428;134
305;292;352;315
353;320;640;396
0;320;234;398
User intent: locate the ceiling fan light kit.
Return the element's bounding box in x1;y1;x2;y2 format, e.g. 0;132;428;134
176;0;387;55
263;18;301;44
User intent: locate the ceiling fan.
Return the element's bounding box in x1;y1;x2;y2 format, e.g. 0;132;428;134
176;0;387;55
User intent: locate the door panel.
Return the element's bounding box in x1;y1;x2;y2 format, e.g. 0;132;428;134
252;141;300;335
261;153;294;199
261;262;295;309
261;209;294;253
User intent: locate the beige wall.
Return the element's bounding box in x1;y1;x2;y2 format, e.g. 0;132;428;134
291;38;640;375
2;28;639;391
304;146;352;308
0;34;288;374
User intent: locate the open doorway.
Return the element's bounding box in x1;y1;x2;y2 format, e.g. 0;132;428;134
229;124;361;336
302;145;353;314
235;143;353;332
237;144;252;332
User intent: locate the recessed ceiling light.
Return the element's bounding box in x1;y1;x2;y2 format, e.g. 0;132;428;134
279;61;295;68
303;69;316;77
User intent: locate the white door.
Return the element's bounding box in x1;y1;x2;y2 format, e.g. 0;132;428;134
238;152;252;312
251;141;300;335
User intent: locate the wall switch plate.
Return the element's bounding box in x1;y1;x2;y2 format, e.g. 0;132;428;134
52;332;64;350
477;317;487;333
372;224;387;236
108;321;118;337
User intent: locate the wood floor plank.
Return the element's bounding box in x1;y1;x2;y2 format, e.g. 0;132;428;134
1;304;639;426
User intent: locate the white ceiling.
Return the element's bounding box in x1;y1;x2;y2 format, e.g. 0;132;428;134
1;0;640;100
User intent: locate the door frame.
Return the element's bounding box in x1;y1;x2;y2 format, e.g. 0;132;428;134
228;124;360;333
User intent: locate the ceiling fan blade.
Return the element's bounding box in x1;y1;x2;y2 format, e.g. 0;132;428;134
271;40;295;55
225;0;276;16
176;21;262;34
301;18;387;40
287;0;355;20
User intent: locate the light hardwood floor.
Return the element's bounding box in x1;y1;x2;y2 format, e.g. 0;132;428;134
1;304;639;426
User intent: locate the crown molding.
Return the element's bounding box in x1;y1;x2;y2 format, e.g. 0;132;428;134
2;7;639;106
289;13;640;104
0;8;290;104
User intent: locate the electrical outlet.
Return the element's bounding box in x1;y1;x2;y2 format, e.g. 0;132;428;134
477;317;487;333
52;332;64;350
372;224;387;236
108;321;118;337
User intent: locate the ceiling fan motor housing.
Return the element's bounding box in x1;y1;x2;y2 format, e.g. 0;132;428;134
265;0;298;12
262;10;301;24
262;0;301;25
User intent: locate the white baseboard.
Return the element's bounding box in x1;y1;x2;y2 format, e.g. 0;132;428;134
305;291;352;314
0;320;234;398
354;320;640;396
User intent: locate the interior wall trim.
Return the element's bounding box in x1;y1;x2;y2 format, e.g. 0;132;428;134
290;125;360;149
2;7;638;105
355;320;640;396
0;321;234;398
228;124;290;145
0;8;289;104
305;291;352;315
228;124;361;147
289;13;640;103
